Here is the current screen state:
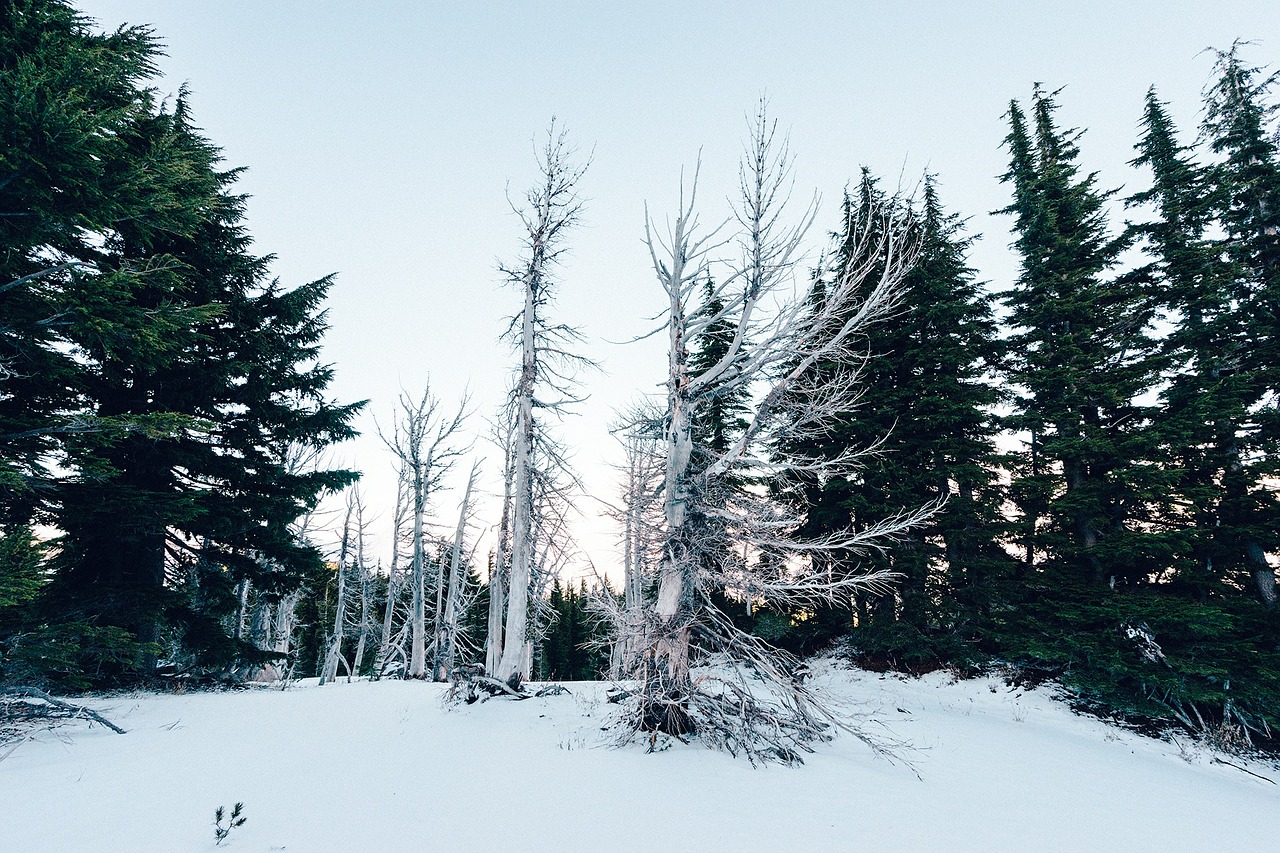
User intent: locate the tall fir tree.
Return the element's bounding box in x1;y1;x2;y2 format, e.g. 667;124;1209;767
772;171;1008;666
989;77;1280;741
1199;44;1280;607
539;577;609;681
998;87;1164;590
767;176;893;650
1;1;361;684
687;277;752;619
1128;87;1249;599
887;177;1009;651
0;0;166;523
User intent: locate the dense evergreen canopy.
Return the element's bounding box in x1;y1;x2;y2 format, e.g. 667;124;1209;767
0;0;359;686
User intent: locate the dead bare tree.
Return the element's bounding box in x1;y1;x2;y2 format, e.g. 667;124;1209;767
484;416;515;676
615;102;934;763
320;489;363;685
433;460;481;681
494;122;593;686
348;492;378;680
374;473;412;677
596;409;666;678
378;386;471;679
0;687;127;736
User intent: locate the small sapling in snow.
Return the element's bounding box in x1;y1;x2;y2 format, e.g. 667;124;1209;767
213;802;246;846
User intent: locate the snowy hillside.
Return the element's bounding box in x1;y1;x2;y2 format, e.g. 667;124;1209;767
3;665;1277;852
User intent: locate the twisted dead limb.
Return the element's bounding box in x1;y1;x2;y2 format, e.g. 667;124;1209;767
609;100;931;765
446;664;573;705
0;686;127;734
609;599;912;766
446;663;529;703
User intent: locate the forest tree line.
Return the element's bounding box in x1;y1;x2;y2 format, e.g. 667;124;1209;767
2;1;1278;751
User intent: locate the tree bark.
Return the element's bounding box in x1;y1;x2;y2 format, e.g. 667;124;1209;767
497;274;539;683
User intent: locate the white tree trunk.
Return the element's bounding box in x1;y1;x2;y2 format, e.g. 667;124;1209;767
375;477;409;676
436;462;478;680
378;387;470;680
620;104;925;750
320;499;354;685
409;478;427;679
350;501;372;681
485;435;515;675
493;124;588;687
485;564;506;675
497;281;538;683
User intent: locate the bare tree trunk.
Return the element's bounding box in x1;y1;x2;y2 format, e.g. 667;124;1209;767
435;462;479;680
495;124;589;686
350;497;373;681
234;579;250;641
375;478;408;676
432;544;447;676
485;561;507;675
409;463;428;679
611;448;640;678
272;589;301;675
497;279;538;684
607;428;662;678
486;422;515;674
643;294;698;733
616;102;925;759
378;387;471;679
246;592;279;683
320;495;355;685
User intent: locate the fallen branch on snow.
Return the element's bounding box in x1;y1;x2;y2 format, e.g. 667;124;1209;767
1211;755;1276;784
0;686;127;734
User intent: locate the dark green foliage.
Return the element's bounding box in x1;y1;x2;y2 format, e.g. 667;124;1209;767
770;171;1009;670
460;565;490;665
0;0;164;518
1125;88;1233;598
0;526;42;612
745;60;1280;747
966;76;1280;743
213;802;246;847
0;1;360;687
287;560;337;680
990;584;1280;738
539;578;610;681
684;277;751;595
1198;44;1280;607
1;622;156;691
688;277;749;458
998;86;1165;589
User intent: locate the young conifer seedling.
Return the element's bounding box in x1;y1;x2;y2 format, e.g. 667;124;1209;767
213;803;246;846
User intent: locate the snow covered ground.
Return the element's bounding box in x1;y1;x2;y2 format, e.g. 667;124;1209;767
2;663;1277;852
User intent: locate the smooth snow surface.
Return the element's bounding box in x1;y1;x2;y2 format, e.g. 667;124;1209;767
2;664;1276;852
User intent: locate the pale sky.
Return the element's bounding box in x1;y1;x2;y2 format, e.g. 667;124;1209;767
76;1;1278;581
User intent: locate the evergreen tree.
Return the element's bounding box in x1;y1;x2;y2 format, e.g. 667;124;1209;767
998;87;1163;590
767;175;895;649
0;0;168;521
43;96;360;676
687;277;753;620
539;578;609;680
990;75;1280;742
1127;87;1248;598
772;171;1008;666
0;525;42;612
874;177;1008;659
1;1;361;684
1199;44;1280;607
688;278;749;457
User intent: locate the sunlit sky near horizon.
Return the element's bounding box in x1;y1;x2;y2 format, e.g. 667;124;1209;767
75;1;1278;582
